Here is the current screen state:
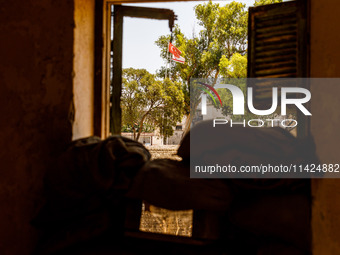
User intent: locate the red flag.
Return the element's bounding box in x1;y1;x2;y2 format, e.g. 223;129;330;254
172;55;185;64
168;42;185;64
168;42;182;58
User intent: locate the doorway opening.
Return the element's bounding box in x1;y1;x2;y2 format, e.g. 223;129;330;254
101;0;312;251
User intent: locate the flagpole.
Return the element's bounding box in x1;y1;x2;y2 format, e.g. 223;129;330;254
165;45;170;79
169;55;171;80
166;32;173;79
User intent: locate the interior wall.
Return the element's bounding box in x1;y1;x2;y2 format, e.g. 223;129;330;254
0;1;74;254
73;0;95;140
310;0;340;254
1;0;340;254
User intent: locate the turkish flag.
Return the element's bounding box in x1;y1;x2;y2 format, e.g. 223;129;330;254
168;42;182;58
172;55;185;64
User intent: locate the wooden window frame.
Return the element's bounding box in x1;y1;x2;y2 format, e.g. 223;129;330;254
95;0;311;139
94;1;176;138
92;0;312;248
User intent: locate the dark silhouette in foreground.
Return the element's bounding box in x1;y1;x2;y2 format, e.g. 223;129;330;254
33;122;318;255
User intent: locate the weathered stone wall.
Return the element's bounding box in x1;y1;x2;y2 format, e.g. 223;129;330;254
140;203;193;237
146;145;181;160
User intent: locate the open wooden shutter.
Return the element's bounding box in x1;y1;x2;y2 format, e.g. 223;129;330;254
247;1;308;100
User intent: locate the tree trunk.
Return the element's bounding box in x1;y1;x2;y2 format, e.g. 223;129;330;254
182;112;195;141
136;112;149;141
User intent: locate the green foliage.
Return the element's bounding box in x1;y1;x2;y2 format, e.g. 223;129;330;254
216;54;248;116
219;53;247;78
254;0;283;7
121;68;185;140
154;0;284;129
156;1;248;82
216;80;240;114
196;1;248;59
155;1;249;128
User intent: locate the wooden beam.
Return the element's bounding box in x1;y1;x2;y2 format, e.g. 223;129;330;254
111;5;123;134
120;6;176;29
94;0;104;137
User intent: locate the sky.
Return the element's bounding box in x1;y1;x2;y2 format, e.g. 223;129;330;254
121;1;256;74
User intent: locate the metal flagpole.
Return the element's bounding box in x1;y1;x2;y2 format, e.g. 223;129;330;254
165;44;169;79
169;52;171;79
166;32;173;79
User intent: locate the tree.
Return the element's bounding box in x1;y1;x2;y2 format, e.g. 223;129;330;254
216;0;282;116
155;0;284;133
254;0;282;7
217;53;248;116
219;52;247;78
156;1;248;132
121;68;185;141
156;1;249;81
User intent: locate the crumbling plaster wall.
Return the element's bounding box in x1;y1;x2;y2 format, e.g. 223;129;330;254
310;0;340;254
73;0;95;140
0;1;74;254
